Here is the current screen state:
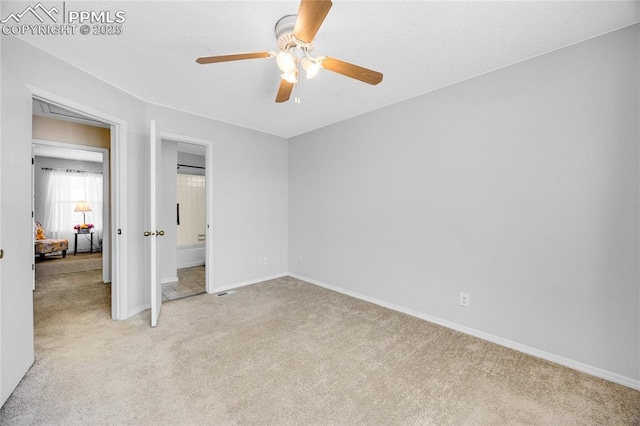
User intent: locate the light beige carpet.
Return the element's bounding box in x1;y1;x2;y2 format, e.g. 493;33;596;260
35;252;102;278
1;270;638;425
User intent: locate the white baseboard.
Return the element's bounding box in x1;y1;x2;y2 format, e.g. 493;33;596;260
177;260;205;269
288;273;640;391
161;276;179;285
208;273;288;295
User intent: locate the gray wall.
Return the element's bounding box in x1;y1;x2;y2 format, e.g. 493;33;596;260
289;25;639;382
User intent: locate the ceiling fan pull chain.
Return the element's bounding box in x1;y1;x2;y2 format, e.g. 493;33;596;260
295;79;301;104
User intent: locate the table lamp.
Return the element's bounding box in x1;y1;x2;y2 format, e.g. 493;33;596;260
74;201;92;224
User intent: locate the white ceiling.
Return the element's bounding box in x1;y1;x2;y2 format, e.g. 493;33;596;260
13;1;640;138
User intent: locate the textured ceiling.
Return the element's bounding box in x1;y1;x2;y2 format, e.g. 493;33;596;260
9;1;640;137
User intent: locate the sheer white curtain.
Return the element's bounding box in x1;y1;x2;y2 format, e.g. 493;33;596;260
43;170;103;252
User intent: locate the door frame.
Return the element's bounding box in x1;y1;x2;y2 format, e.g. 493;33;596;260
158;130;214;294
28;85;129;320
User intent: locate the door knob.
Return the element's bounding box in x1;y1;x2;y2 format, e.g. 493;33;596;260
157;231;165;236
144;231;155;237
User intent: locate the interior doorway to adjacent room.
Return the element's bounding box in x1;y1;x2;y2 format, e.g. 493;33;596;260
158;140;208;302
31;98;113;312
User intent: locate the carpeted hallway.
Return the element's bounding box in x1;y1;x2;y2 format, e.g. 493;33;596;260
1;271;638;425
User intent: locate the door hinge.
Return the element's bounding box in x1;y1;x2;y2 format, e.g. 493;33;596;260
0;249;4;259
117;229;122;235
32;158;35;165
32;263;35;271
32;211;34;218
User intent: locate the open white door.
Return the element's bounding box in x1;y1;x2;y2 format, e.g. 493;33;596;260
1;109;35;408
148;120;163;327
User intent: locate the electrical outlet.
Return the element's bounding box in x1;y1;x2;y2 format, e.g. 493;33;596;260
459;292;470;307
297;256;303;263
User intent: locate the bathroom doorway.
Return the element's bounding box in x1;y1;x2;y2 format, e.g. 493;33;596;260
158;140;208;301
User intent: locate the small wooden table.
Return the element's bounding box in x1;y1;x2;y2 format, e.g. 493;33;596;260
74;231;94;256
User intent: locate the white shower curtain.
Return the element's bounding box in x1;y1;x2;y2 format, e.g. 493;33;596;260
42;170;103;252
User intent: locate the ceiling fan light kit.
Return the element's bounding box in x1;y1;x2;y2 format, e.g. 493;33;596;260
301;56;322;79
196;0;383;103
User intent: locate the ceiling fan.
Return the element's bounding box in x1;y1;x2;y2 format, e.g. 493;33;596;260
196;0;383;103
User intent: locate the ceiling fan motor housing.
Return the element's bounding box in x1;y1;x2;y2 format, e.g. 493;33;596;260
275;14;313;52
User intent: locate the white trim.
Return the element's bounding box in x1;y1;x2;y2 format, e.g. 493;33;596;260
288;273;640;391
27;85;128;320
160;131;213;148
161;277;179;285
101;149;110;284
205;142;214;293
31;139;106;155
111;121;128;319
208;273;288;295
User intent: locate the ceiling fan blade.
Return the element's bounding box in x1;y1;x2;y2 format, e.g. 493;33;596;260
320;57;383;85
275;79;294;103
294;0;333;43
196;52;272;64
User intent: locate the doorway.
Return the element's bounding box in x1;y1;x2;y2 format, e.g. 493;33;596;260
31;100;111;312
32;142;107;282
148;125;214;327
29;92;128;320
158;140;207;301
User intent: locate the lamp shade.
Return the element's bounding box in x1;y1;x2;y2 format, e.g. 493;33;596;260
74;201;92;213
